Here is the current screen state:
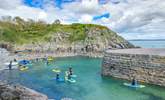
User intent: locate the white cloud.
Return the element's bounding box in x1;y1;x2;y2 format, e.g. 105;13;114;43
0;0;22;9
0;0;165;39
79;14;93;23
38;11;47;20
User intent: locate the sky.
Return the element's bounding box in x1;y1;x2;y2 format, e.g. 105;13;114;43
0;0;165;40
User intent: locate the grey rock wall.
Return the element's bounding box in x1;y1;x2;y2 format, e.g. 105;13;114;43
0;81;48;100
102;51;165;86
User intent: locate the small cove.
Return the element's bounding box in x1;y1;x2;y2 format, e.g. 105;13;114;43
0;56;165;100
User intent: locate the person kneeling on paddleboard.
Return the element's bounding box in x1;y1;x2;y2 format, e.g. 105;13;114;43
56;74;60;80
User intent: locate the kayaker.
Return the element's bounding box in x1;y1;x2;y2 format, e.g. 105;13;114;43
69;67;73;75
8;61;12;70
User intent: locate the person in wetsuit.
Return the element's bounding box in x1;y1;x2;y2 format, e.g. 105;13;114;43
56;74;60;80
69;67;73;75
132;78;137;86
14;58;17;62
68;74;71;80
46;58;49;65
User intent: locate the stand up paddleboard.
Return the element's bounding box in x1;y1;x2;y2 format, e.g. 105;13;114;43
52;68;61;73
124;83;145;88
4;62;18;66
65;76;76;83
71;75;77;78
54;78;65;82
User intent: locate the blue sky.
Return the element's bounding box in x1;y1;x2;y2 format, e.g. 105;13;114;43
0;0;165;39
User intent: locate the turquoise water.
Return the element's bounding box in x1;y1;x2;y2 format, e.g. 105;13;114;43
129;40;165;48
1;56;165;100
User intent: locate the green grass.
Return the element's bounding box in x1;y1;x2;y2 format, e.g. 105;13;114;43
0;17;120;45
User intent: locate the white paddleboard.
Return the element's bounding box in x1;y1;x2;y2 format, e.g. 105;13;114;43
124;83;145;88
4;62;18;66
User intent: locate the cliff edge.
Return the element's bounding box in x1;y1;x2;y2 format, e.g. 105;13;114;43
0;17;134;55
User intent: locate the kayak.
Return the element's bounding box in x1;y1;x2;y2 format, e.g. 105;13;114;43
19;60;30;65
20;66;28;71
52;69;61;73
4;62;18;66
124;83;145;88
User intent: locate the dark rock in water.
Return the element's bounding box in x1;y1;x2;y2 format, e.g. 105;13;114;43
0;81;48;100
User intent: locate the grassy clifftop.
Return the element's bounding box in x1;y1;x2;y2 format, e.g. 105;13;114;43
0;19;107;44
0;17;134;52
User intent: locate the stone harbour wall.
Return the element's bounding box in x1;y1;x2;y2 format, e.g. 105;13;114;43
102;51;165;86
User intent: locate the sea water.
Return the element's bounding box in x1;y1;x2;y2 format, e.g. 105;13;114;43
129;40;165;48
0;56;165;100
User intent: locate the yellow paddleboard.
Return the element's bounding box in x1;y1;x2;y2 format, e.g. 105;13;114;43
52;69;61;73
48;56;54;61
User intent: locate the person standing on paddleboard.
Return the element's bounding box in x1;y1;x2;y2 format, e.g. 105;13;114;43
69;67;73;75
132;77;137;86
8;61;12;70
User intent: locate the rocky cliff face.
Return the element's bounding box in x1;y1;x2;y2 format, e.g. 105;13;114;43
11;24;134;56
0;18;134;56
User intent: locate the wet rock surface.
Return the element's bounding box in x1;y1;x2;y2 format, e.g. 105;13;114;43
0;81;48;100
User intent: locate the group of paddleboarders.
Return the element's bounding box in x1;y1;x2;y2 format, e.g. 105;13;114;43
56;67;75;82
